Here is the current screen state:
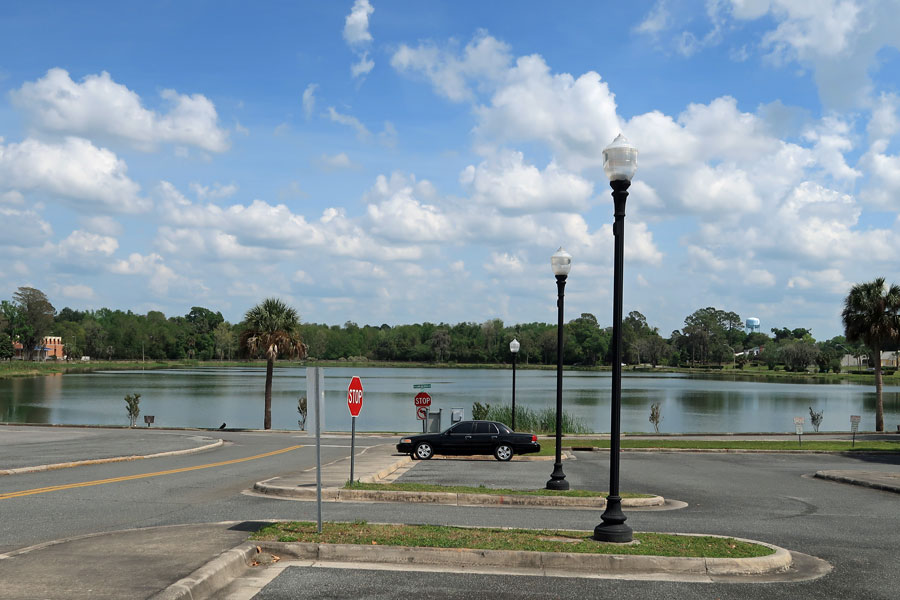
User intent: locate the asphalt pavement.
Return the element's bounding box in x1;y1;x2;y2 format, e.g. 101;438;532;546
1;426;898;599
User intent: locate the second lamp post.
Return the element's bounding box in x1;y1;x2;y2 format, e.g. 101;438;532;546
546;247;571;490
509;338;520;430
593;133;638;543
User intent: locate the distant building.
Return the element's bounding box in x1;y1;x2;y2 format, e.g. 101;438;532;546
12;336;65;361
745;317;760;333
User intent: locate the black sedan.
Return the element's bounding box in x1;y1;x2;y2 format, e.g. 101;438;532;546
396;420;540;461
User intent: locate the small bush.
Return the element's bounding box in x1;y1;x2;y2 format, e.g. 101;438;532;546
649;403;662;433
125;393;141;427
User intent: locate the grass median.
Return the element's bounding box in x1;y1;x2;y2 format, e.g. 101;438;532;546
344;481;654;498
251;521;773;558
564;439;900;452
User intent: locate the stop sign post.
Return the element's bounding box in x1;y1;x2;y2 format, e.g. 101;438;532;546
415;392;431;432
347;376;363;483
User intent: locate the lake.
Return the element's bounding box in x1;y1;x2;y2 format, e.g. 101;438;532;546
1;366;899;433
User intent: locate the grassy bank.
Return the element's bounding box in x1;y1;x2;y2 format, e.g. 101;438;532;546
251;521;773;558
566;439;900;452
344;482;653;498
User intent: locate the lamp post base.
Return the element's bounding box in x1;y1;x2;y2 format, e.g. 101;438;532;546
593;495;633;543
545;463;569;491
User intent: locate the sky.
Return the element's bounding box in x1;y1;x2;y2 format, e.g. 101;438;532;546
1;0;899;340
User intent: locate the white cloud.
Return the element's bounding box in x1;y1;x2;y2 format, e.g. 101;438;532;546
11;68;229;152
343;0;374;46
302;83;318;119
485;252;525;274
365;173;456;242
79;216;122;236
351;52;375;78
0;207;53;247
635;1;671;34
787;268;850;295
459;151;594;215
109;252;182;295
344;0;375;78
58;230;119;258
391;31;512;102
327;107;370;139
59;284;96;300
0;137;147;213
0;190;24;205
190;182;238;200
317;152;356;170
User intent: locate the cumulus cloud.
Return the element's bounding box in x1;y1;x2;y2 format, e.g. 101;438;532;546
190;182;238;200
58;230;119;258
0;137;147;213
11;68;230;152
459;151;594;215
317;152;356;170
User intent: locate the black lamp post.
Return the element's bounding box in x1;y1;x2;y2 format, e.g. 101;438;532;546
509;338;520;430
546;247;571;491
594;133;638;543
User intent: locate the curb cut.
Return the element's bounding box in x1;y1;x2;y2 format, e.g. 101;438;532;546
813;471;900;494
0;438;224;476
148;542;257;600
253;480;664;508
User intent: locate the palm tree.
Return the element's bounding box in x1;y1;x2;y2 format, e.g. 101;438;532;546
240;298;307;429
842;278;900;432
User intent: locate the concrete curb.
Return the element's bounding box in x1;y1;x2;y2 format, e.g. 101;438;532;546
257;534;791;577
813;470;900;494
148;541;257;600
357;456;412;484
0;438;224;476
253;480;664;508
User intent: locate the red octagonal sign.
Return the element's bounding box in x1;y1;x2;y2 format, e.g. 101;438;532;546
347;376;364;417
414;391;431;408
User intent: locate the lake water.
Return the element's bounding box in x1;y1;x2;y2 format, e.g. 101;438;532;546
1;366;899;433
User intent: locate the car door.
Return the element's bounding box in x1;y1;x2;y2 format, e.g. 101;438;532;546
472;421;499;454
443;421;475;454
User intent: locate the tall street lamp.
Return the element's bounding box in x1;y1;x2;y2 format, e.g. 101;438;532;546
509;338;520;430
594;133;638;543
547;247;571;490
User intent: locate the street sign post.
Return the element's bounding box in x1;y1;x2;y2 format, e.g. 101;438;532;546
850;415;861;447
794;416;804;447
347;376;364;484
415;392;432;432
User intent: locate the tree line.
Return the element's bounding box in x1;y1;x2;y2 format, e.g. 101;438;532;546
0;285;882;370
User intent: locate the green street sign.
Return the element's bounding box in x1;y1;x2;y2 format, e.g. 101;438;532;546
413;384;431;389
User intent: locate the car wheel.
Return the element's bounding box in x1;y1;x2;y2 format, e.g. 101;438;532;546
415;442;434;460
494;444;513;461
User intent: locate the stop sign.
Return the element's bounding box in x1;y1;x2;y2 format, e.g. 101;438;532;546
414;391;431;408
347;376;363;417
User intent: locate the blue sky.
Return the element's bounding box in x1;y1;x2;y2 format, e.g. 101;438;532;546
1;0;899;340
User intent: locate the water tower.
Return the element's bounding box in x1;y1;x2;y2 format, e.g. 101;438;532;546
746;317;760;333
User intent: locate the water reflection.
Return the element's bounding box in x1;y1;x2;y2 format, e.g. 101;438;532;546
0;366;898;433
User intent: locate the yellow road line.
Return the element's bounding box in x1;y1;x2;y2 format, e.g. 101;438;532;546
0;445;303;501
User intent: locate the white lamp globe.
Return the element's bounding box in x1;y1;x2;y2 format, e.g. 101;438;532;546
551;247;572;276
510;339;520;354
602;133;638;182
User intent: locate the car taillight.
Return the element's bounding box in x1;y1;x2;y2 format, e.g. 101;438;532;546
531;435;537;442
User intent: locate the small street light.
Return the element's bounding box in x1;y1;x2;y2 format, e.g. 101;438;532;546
546;247;571;491
593;133;637;543
509;338;520;430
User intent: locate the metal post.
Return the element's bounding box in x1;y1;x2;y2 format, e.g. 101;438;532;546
350;416;356;485
307;367;324;534
546;274;569;490
594;179;633;543
511;351;517;431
